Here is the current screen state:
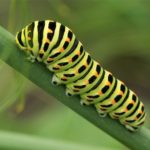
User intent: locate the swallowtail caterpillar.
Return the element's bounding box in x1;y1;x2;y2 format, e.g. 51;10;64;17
16;20;146;132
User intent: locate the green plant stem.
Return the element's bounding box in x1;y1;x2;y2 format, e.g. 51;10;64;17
0;26;150;150
0;130;104;150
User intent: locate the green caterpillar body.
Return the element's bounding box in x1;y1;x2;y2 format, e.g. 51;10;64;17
16;20;146;132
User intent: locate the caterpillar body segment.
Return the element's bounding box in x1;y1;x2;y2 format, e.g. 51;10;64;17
80;70;116;105
95;79;128;115
52;52;93;85
66;60;102;96
16;20;146;132
47;41;84;73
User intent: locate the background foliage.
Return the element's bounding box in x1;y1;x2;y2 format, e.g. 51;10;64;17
0;0;150;149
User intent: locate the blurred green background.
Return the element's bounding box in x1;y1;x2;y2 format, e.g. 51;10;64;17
0;0;150;149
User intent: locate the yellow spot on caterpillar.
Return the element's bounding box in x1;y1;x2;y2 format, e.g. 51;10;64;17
39;49;44;54
74;70;78;74
119;91;124;96
60;48;64;52
106;81;111;86
94;72;99;77
112;99;116;104
131;100;135;105
48;29;53;33
83;80;89;85
45;39;50;43
84;63;88;67
62;76;67;80
66;37;70;42
47;57;53;61
98;90;102;95
134;117;138;121
76;50;80;56
68;58;72;62
125;108;128;112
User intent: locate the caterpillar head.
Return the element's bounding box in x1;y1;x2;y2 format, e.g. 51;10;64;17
16;29;27;51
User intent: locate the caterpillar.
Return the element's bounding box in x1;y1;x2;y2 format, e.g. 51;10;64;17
16;20;146;132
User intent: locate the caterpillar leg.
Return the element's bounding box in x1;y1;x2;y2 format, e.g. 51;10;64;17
96;108;107;117
66;88;73;97
80;99;90;106
26;55;36;63
52;74;61;85
95;104;107;117
98;110;107;117
125;125;138;132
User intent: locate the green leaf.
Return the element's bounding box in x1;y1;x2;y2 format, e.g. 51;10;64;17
0;26;150;150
